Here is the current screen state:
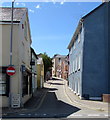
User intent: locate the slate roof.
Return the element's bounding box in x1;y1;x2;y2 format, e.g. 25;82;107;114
0;7;27;22
31;47;38;59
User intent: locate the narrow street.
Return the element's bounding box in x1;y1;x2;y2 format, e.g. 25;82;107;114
1;2;110;120
3;78;108;119
33;78;80;118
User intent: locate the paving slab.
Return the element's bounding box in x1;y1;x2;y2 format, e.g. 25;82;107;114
63;79;109;112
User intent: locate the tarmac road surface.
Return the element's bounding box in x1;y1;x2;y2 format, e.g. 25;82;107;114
2;78;109;119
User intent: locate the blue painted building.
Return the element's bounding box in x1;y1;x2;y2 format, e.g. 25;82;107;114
67;2;110;100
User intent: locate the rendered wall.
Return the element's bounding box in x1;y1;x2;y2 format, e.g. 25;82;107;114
82;3;108;98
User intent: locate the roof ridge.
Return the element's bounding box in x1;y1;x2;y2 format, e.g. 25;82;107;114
0;7;27;9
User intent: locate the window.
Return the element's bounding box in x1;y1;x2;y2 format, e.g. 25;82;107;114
73;61;75;73
22;24;24;29
69;61;72;74
78;55;81;70
71;63;73;74
73;42;76;49
74;59;75;72
22;41;24;46
69;63;71;75
59;58;61;63
0;67;10;96
78;33;81;43
65;65;68;71
22;75;28;96
75;58;77;72
0;73;6;94
22;70;32;96
24;21;27;40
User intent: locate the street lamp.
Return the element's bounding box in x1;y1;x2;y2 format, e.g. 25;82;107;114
9;0;15;108
10;0;15;66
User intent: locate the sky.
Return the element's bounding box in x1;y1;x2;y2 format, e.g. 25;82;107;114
2;1;101;58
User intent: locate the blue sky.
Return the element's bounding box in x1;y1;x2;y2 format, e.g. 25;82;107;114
2;2;101;57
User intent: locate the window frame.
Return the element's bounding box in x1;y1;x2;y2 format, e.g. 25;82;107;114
24;21;28;41
75;57;77;72
22;69;32;97
78;33;81;43
0;67;10;96
73;60;75;73
78;55;81;71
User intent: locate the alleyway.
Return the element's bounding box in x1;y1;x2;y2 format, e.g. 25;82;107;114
2;78;109;119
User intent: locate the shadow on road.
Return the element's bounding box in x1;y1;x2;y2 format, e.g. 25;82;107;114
48;82;64;86
43;87;58;91
52;78;63;81
2;78;80;118
23;78;80;118
34;92;80;118
24;87;58;109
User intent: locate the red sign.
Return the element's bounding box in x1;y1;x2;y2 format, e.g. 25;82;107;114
6;66;16;76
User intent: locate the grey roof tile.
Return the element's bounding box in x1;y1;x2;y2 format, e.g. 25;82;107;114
0;7;27;22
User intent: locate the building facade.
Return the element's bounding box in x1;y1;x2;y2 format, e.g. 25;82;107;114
31;48;38;94
68;2;109;100
37;56;44;89
0;7;32;107
52;54;69;80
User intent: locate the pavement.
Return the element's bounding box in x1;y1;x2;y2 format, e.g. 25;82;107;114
2;82;51;115
1;78;109;119
63;79;109;112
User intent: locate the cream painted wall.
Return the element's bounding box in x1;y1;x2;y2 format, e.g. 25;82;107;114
2;24;19;66
1;20;32;107
18;21;31;69
1;24;20;107
18;19;32;104
0;9;32;107
37;63;44;88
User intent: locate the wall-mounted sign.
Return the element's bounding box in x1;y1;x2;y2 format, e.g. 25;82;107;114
11;94;20;108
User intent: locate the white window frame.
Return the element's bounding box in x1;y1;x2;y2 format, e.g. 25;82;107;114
71;62;72;74
69;63;71;75
78;55;81;70
75;58;77;72
24;21;27;40
74;59;76;72
0;73;7;94
73;60;75;73
78;33;81;43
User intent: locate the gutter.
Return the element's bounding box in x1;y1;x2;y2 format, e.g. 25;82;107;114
0;21;20;25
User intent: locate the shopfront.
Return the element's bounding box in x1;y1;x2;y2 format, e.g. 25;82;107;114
21;65;32;104
0;67;10;97
0;66;32;108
